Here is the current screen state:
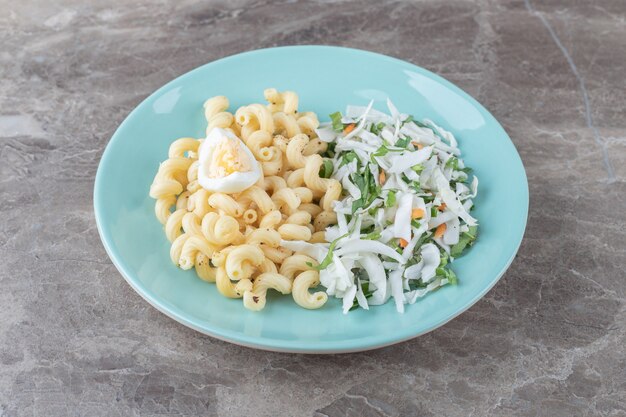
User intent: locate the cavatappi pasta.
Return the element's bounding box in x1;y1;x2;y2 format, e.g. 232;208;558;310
149;89;340;311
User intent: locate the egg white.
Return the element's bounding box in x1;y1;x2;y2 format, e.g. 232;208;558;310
198;128;262;194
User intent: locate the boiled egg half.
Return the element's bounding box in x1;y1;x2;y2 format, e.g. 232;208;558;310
198;128;262;193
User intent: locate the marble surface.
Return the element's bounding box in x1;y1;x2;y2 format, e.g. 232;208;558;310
1;0;625;415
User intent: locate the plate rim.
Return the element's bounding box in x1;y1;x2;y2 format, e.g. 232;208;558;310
94;45;529;354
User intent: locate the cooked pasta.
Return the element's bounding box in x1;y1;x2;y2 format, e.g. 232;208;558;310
292;270;328;309
243;272;292;311
149;89;343;311
279;254;317;280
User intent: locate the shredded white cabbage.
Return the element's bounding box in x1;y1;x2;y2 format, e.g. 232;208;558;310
301;100;479;313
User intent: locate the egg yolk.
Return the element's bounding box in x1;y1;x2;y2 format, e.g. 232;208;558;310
208;137;253;178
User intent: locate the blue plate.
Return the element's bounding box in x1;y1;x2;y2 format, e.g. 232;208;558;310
94;46;528;353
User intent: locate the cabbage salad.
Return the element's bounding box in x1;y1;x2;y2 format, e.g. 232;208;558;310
283;100;479;313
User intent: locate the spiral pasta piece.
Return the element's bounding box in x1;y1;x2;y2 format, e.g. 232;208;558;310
243;272;292;311
272;134;289;154
239;186;275;214
261;146;283;176
285;211;312;226
286;168;305;188
165;209;187;242
314;210;338;232
176;191;191;210
225;244;265;280
292;270;327;309
296;112;319;137
201;212;243;246
236;104;274;133
321;179;342;212
243;209;258;224
259;210;283;229
195;253;217;282
302;154;327;192
187;160;200;183
302;138;327;156
188;188;211;217
169;138;200;159
170;233;190;265
245;130;275;162
264;88;298;114
310;231;327;243
271;188;301;212
244;228;281;247
279;254;318;280
278;224;312;241
260;245;292;264
182;212;202;236
204;96;233;134
211;245;236;268
179;235;217;270
255;257;278;275
285;134;310;169
150;157;193;199
273;112;301;138
155;195;176;224
292;187;313;204
208;193;244;217
257;176;287;194
216;266;244;298
298;203;323;218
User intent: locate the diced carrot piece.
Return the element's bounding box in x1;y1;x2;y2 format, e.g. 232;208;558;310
399;238;409;248
438;203;447;211
411;141;424;150
379;170;386;185
411;208;425;219
343;123;356;134
434;223;447;238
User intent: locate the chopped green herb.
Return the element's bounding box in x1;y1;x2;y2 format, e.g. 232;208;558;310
461;167;473;174
430;207;438;217
450;226;478;258
351;198;364;214
319;159;334;179
446;157;459;170
435;265;458;285
310;232;350;271
411;164;424;174
408;279;428;290
402;115;414;126
422;194;435;203
330;111;344;132
370;122;386;135
324;141;337;158
385;190;397;208
388;239;403;254
371;145;390;161
440;250;449;267
447;268;458;285
361;224;375;235
395;136;411;148
339;151;358;168
411;219;421;228
364;231;381;240
349;281;375;311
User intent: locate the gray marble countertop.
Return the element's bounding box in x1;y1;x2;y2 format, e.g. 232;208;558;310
1;0;625;416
